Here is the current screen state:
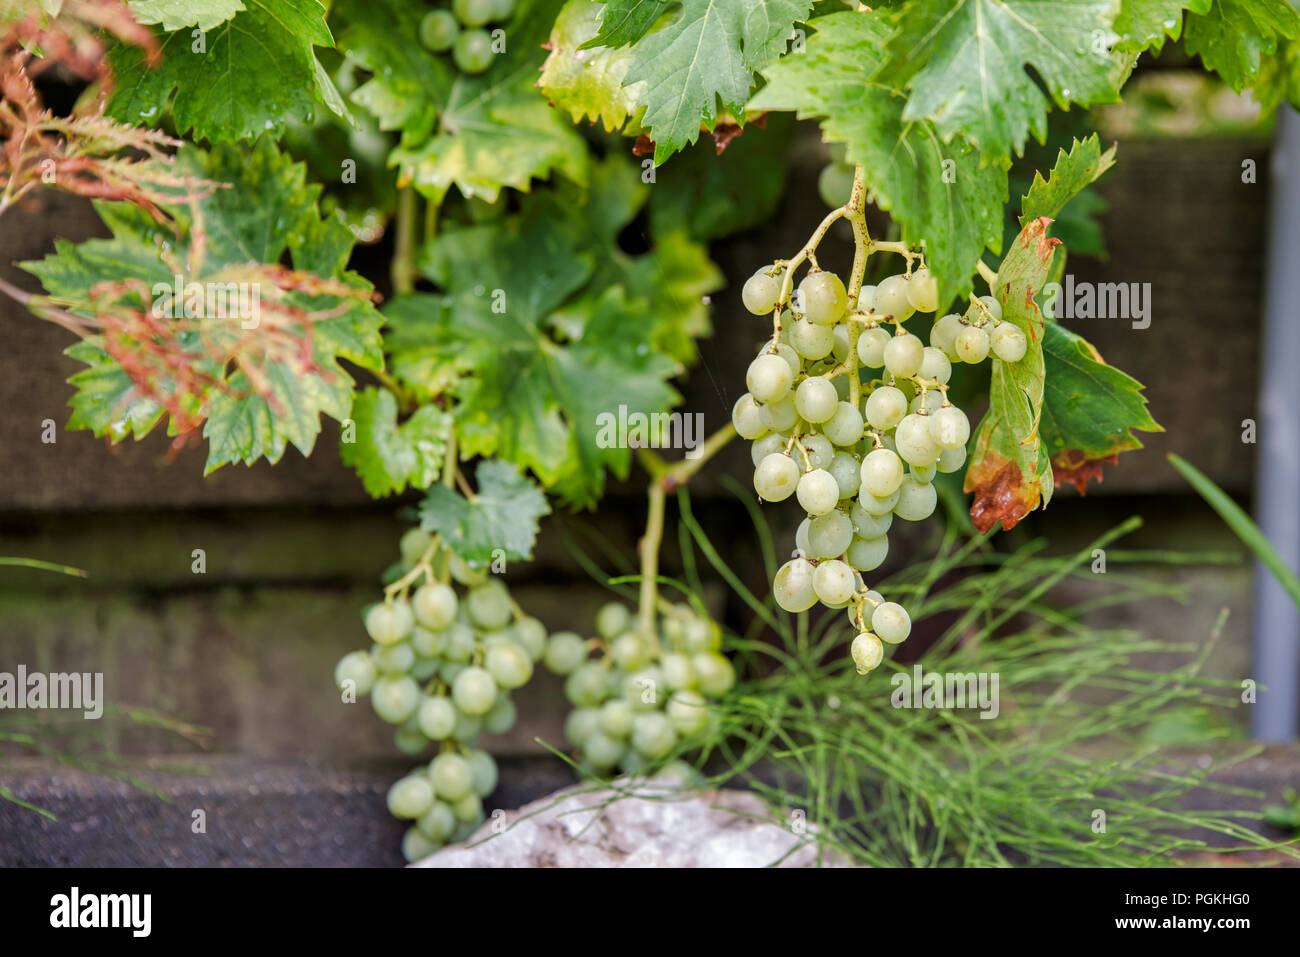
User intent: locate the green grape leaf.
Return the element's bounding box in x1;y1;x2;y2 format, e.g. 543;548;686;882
614;0;814;163
1040;323;1162;493
337;0;588;202
883;0;1124;158
419;460;551;565
540;0;646;133
21;139;383;473
108;0;343;143
750;11;1006;307
1184;0;1300;110
126;0;246;31
581;0;666;49
340;387;451;497
964;216;1056;533
1114;0;1208;53
1020;135;1118;226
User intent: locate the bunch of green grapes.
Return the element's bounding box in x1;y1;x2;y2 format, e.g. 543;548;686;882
418;0;515;75
734;256;1026;676
333;527;547;862
541;601;735;776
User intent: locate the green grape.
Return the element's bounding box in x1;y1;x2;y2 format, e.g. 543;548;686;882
794;376;838;423
991;323;1028;362
666;690;709;736
365;600;414;645
857;485;900;516
441;622;476;662
749;431;787;466
465;749;498;797
895;413;940;466
334;650;377;695
911;461;938;484
417;801;456;842
623;666;664;710
847;534;888;571
937;444;967;474
753;452;799;502
619;750;649;776
452;666;498;715
600;698;636;738
453;0;494;28
631;712;677;759
808;509;854;558
893;476;938;521
860;447;904;497
977;295;1003;321
410;625;444;658
564;707;601;747
828;451;862;499
482;693;517;734
691;652;735;695
817;161;855;208
955;325;990;363
746;353;793;403
856;327;891;367
565;662;610;708
796;469;839;515
910;390;944;416
418;695;457;740
490;0;515;18
832;324;852;362
410;655;439;682
813;559;856;606
374;641;416;675
680;617;720;653
930;313;964;357
883;332;925;377
741;268;784;315
857;284;877;313
593;602;628;640
465;580;511;630
731;393;768;440
801;433;834;471
851;632;884;675
452;792;483;824
485;641;532;690
449;554;489;586
450;818;480;843
919;346;952;385
771;341;802;379
511;617;547;661
403;827;442;863
824;401;865;446
906;267;939;313
429;752;474;802
544;631;588;674
395;722;431;756
851;502;893;538
757;393;798;432
930;406;970;449
388;774;435;819
873;274;914;321
609;632;653;672
371;675;421;723
399;527;434;568
440;662;466;684
790;317;834;360
798;271;848;325
659;652;696;691
872;601;911;644
419;9;460;51
413;582;458;630
583;730;626;770
864;385;907;430
774;558;817;612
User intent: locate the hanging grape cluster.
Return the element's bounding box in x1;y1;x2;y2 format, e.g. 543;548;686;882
734;243;1026;676
418;0;515;74
541;601;734;776
333;527;548;862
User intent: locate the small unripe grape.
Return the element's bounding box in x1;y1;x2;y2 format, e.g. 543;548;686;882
832;324;851;362
918;346;952;384
823;401;864;446
906;267;939;313
511;617;547;661
600;698;636;739
609;631;653;672
485;641;532;690
417;801;456;843
801;433;834;471
758;394;798;432
977;295;1003;321
828;451;862;499
937;444;967;474
583;729;625;769
388;775;435;820
860;447;904;497
895;413;940;466
795;517;811;555
429;752;474;802
874;275;914;321
813;559;857;605
795;377;838;423
452;666;498;716
872;601;911;644
413;582;458;631
910;390;944;415
750;431;787;466
774;558;817;612
411;625;444;657
374;641;416;675
930;406;970;449
883;332;925;378
930;314;964;358
864;385;907;430
857;485;900;516
660;652;697;691
732;393;768;440
856;284;877;313
399;527;434;567
746;353;793;403
772;341;802;379
911;461;937;484
371;675;420;723
335;651;378;696
799;271;848;325
623;666;664;710
791;318;834;359
991;323;1028;362
856;327;891;367
366;600;415;645
692;651;736;695
453;28;494;74
402;827;440;864
595;602;631;640
632;712;678;759
666;690;709;735
443;623;476;664
797;469;840;515
449;554;489;586
564;707;600;747
417;694;457;739
467;749;498;797
419;9;459;51
851;633;884;674
454;0;494;27
808;509;854;558
851;502;893;538
894;477;938;521
564;662;609;708
847;535;888;571
466;580;511;630
955;326;990;363
742;268;785;315
754;452;800;502
491;0;516;19
483;693;517;734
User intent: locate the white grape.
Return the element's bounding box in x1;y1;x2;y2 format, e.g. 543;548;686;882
659;652;696;691
895;413;940;466
874;274;915;321
371;675;421;724
742;268;784;315
666;690;709;735
857;485;900;516
758;394;798;432
847;535;888;571
417;695;457;739
850;502;893;538
797;469;839;515
754;452;800;502
411;625;444;657
483;694;517;734
448;554;489;586
794;377;838;423
609;632;652;672
808;509;854;558
977;295;1002;321
774;558;817;612
465;580;511;630
731;393;768;440
930;313;964;358
564;707;601;747
955;326;990;363
823;401;864;446
894;477;938;521
413;583;458;631
832;324;851;362
746;353;793;402
911;461;937;483
856;284;877;313
860;447;904;497
937;444;967;474
909;390;944;415
543;631;586;674
791;318;834;360
801;433;834;470
990;323;1028;362
399;527;433;568
930;406;970;449
467;749;498;797
451;666;498;716
632;712;677;759
918;346;952;384
813;559;857;605
750;431;786;467
799;271;848;325
906;267;939;313
366;601;414;645
583;731;625;770
375;641;416;675
416;802;456;843
335;651;378;695
511;617;547;661
484;642;532;690
773;342;802;379
388;774;435;820
872;601;911;644
402;828;440;863
828;451;861;499
864;386;907;430
856;327;891;367
429;752;474;802
600;698;636;738
883;332;925;378
851;633;884;674
692;652;735;695
565;662;610;708
794;517;811;555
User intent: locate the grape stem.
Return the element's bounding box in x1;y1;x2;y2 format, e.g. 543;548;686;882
976;260;999;290
385;535;442;599
391;186;417;296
